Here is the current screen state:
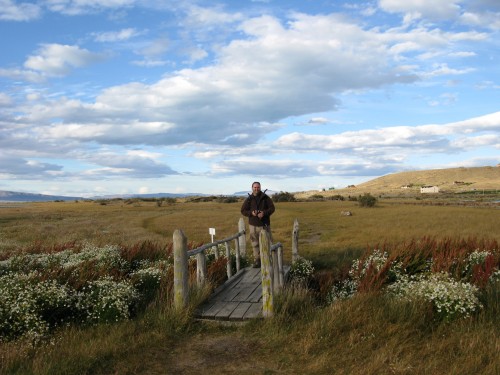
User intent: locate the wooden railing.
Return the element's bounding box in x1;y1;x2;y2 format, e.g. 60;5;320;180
173;217;300;318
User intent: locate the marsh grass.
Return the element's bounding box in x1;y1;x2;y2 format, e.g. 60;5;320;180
1;199;499;373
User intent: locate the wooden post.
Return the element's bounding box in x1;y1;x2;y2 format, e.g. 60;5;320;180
277;245;284;288
272;249;279;292
292;218;299;262
260;230;273;318
238;217;246;257
173;229;188;310
234;238;241;272
225;241;232;278
196;251;207;286
213;244;219;259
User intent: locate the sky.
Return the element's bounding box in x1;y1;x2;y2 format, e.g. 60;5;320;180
0;0;499;197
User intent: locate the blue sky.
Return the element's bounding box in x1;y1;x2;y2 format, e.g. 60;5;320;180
0;0;499;197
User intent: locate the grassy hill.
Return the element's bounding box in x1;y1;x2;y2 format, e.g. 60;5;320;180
295;165;500;198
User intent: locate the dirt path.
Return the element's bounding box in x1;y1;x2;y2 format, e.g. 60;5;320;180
112;326;291;375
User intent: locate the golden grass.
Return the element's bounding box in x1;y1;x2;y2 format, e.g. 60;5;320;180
1;199;499;264
1;198;499;374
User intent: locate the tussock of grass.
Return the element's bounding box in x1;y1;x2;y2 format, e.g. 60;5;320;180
247;291;499;375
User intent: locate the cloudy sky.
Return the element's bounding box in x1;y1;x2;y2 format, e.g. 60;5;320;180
0;0;499;197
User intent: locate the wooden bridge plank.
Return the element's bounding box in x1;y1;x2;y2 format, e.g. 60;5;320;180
231;283;260;302
229;302;253;320
243;302;262;319
200;301;225;319
248;286;262;303
214;301;240;319
212;283;242;302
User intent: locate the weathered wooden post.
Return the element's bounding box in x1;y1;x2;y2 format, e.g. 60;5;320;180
238;217;246;257
173;229;189;310
292;218;299;262
277;245;284;288
272;248;280;292
225;241;232;278
260;230;274;318
234;238;241;272
196;251;207;286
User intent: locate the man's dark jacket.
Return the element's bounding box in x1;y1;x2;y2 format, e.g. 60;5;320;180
240;192;275;227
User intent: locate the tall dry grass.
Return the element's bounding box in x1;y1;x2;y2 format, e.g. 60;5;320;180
1;198;499;374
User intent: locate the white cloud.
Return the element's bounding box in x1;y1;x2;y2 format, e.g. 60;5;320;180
0;0;41;21
379;0;462;21
80;149;178;178
210;158;399;178
275;112;500;156
94;28;141;42
423;63;475;77
136;37;170;57
24;44;106;77
184;4;244;28
308;117;330;125
460;10;500;30
44;0;138;16
0;67;44;83
0;92;12;106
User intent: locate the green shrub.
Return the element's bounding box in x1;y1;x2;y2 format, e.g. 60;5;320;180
328;194;345;201
216;195;240;203
309;194;324;201
358;193;377;207
272;191;296;202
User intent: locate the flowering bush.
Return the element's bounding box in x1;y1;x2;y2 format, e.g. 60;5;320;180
129;261;167;304
327;246;498;321
0;271;76;343
288;256;315;285
79;276;139;324
326;278;358;304
349;249;389;279
0;244;172;342
387;272;482;321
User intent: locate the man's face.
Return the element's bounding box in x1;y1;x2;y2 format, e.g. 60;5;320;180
252;183;261;195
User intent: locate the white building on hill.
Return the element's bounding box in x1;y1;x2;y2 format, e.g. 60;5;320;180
420;186;440;193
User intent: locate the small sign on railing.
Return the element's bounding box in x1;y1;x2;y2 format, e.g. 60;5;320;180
209;227;216;242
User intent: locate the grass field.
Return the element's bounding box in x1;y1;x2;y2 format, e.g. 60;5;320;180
1;197;499;374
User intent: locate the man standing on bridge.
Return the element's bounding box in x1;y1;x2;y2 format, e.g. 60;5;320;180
240;181;275;268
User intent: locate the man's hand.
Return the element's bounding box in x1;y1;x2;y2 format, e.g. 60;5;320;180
252;210;264;219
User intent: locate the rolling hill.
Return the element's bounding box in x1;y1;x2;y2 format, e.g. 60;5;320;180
295;165;500;198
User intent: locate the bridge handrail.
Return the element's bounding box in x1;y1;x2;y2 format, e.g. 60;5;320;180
187;230;246;256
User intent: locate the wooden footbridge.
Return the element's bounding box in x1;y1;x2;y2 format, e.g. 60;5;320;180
173;218;299;321
196;267;264;320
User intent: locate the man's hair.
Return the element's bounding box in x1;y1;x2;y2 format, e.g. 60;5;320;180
252;181;261;187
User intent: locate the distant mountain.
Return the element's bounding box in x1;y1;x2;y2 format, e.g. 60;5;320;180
0;189;282;202
91;193;207;199
0;190;84;202
233;190;279;196
0;191;212;202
